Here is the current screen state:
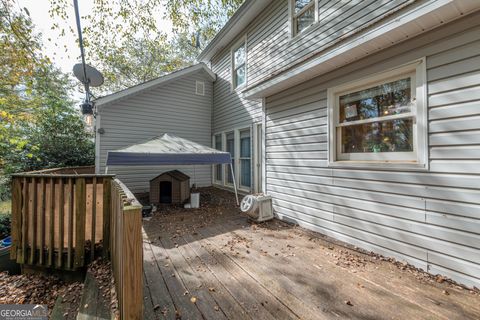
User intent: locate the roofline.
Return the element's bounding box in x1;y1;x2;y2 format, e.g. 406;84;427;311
95;63;216;107
197;0;272;62
243;0;480;99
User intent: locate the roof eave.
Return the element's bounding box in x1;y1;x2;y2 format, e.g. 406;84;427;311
197;0;272;62
243;0;480;99
95;63;216;107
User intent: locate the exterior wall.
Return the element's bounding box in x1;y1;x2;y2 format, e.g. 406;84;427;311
264;14;480;287
210;0;415;192
97;70;213;194
210;0;413;96
211;46;262;133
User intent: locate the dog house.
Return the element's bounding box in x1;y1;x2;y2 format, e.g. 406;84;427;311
150;170;190;204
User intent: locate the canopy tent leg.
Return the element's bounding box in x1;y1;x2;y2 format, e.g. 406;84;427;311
230;163;239;206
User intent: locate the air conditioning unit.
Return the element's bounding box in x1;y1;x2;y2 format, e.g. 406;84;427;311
240;194;273;222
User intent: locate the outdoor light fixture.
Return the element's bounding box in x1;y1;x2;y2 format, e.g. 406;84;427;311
80;101;95;127
72;0;103;128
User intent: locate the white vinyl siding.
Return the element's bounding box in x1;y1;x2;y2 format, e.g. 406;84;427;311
97;70;213;193
264;18;480;288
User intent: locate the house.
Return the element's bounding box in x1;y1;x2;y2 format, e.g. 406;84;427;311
96;0;480;287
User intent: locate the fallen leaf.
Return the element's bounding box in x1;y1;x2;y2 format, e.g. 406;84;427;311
345;300;353;306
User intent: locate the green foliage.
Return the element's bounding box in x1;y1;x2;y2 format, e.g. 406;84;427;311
0;2;94;200
0;214;11;240
0;200;10;239
48;0;244;94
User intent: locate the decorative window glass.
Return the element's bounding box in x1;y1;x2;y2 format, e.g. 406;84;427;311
239;129;251;188
232;42;246;89
328;60;427;168
292;0;316;35
214;134;222;182
226;132;235;184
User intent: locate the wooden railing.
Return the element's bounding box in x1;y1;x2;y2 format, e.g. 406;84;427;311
110;179;143;320
10;168;144;319
10;171;115;269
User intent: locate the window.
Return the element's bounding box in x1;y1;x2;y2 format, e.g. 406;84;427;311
232;41;246;89
239;129;251;188
291;0;317;36
226;132;235;184
214;134;223;182
328;60;427;169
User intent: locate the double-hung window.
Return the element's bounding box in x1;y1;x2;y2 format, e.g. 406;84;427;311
226;132;235;184
214;134;223;183
291;0;317;36
232;41;246;89
239;129;251;188
328;60;427;169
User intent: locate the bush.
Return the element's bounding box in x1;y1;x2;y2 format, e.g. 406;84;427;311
0;215;11;240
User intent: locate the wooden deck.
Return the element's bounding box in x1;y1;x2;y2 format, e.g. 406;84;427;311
142;188;480;320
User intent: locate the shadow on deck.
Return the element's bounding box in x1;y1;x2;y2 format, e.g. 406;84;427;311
142;188;480;320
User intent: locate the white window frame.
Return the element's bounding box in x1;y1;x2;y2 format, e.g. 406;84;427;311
212;134;223;184
225;131;236;186
327;58;428;171
289;0;319;37
231;36;247;91
212;126;253;192
239;128;252;189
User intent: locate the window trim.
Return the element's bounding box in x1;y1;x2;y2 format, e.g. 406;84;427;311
327;58;428;171
212;126;253;192
231;36;247;91
225;131;236;187
239;128;252;189
213;134;223;184
289;0;319;37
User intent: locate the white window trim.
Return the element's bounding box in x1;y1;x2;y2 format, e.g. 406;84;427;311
231;35;248;92
225;131;236;187
289;0;319;38
327;58;428;171
212;126;253;192
212;134;223;184
238;128;252;190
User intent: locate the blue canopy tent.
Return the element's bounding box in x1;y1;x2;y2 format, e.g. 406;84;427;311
106;133;239;205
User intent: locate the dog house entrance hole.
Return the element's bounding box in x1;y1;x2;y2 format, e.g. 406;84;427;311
159;181;172;204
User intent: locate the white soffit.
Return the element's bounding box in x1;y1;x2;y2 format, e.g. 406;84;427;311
244;0;480;99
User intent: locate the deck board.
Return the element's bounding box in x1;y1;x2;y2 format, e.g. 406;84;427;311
142;188;480;320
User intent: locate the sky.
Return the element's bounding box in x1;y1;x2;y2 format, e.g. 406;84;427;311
17;0;173;100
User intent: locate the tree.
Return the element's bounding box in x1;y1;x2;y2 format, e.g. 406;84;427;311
1;2;94;199
48;0;244;94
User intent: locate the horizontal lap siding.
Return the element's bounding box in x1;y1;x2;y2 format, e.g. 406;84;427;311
212;43;262;133
265;18;480;287
98;71;213;193
247;0;412;86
